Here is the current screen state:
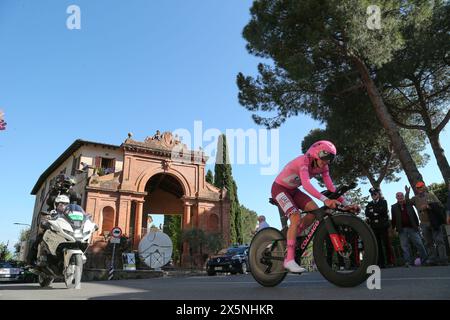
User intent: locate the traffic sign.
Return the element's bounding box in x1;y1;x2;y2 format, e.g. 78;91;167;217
111;227;122;238
110;237;121;244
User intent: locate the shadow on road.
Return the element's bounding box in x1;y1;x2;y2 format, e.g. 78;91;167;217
1;266;449;300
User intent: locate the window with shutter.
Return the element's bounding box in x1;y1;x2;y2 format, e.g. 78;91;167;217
95;156;101;168
71;156;81;176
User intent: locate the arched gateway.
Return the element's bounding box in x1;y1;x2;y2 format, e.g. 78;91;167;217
30;132;231;268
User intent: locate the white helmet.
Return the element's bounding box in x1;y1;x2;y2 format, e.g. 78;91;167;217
55;194;70;204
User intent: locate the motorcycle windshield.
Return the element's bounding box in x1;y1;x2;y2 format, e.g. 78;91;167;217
63;204;86;221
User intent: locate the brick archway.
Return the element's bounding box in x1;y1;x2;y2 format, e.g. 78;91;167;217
136;167;192;197
85;131;231;268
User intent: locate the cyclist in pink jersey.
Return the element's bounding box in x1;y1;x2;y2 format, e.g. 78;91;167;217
272;140;359;273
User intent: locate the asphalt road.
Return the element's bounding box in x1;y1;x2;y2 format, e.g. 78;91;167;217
1;266;449;300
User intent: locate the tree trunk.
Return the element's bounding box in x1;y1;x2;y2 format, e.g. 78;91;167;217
428;132;450;185
361;165;378;188
352;57;423;189
412;78;450;186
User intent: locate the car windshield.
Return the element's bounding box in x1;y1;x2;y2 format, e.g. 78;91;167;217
226;247;247;255
0;262;15;268
216;246;248;255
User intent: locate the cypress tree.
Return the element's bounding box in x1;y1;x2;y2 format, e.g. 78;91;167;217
205;169;214;184
213;134;243;244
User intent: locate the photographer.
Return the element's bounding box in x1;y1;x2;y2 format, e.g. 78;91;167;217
46;174;81;209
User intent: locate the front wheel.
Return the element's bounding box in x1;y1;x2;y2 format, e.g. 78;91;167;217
248;227;287;287
65;254;83;289
313;214;378;287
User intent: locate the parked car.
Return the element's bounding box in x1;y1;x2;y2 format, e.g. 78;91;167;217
206;245;249;276
0;261;25;283
0;261;37;283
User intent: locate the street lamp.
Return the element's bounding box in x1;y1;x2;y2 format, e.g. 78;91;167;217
13;223;31;227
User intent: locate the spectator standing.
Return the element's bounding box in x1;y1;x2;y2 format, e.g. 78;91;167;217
365;187;393;268
255;215;270;233
410;182;448;266
391;188;428;267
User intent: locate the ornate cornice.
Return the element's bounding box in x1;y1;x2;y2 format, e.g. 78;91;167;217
122;131;208;163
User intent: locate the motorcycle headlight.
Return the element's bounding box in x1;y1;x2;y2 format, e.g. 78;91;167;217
74;229;84;239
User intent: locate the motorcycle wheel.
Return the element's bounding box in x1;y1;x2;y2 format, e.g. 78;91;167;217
248;227;287;287
313;214;378;287
65;254;83;289
38;274;54;288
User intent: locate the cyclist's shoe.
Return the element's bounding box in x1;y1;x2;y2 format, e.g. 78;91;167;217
284;260;306;273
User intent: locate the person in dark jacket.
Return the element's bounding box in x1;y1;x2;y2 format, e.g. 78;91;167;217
391;187;428;267
365;187;393;268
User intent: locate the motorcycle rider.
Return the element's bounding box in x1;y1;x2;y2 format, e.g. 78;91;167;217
271;140;359;273
28;174;81;265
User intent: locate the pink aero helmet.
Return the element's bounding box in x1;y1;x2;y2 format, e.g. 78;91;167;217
306;140;337;162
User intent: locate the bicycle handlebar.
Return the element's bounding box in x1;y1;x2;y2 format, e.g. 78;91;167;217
302;183;358;215
320;182;357;200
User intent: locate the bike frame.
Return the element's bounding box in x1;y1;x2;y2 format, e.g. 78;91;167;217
262;183;361;272
263;207;350;265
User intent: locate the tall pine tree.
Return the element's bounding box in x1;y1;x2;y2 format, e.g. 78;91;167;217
213;134;243;244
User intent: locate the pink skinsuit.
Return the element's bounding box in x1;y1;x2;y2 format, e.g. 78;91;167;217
272;154;345;216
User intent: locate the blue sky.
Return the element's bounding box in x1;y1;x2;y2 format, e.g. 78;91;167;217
0;0;449;251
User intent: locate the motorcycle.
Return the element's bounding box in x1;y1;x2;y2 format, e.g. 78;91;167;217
33;203;98;289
